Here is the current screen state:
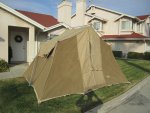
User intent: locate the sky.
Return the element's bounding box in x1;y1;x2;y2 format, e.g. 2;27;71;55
0;0;150;18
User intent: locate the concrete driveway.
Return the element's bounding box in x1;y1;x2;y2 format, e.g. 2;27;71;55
108;79;150;113
0;63;28;80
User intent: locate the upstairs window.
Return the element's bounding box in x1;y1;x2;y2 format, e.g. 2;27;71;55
93;22;103;31
137;23;140;32
121;21;132;30
137;23;143;33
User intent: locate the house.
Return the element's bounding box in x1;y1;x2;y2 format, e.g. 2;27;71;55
57;0;149;55
69;1;150;56
0;2;70;63
0;0;150;63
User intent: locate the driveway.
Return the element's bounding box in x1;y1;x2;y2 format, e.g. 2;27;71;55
108;79;150;113
0;63;28;80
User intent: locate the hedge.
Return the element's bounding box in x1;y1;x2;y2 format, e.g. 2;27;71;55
127;52;144;59
113;51;122;58
144;52;150;60
0;59;9;72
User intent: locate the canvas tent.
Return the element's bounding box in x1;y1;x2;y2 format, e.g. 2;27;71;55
24;26;128;103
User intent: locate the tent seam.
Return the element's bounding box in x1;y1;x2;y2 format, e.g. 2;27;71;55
76;29;88;93
88;28;97;88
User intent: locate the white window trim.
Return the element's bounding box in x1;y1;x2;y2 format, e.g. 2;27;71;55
120;20;132;31
93;21;103;31
137;23;143;34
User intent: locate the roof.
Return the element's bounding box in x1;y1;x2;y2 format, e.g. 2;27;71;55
17;10;59;27
44;23;71;32
85;13;108;22
137;15;150;20
102;32;147;39
72;5;139;21
0;2;44;29
115;15;139;21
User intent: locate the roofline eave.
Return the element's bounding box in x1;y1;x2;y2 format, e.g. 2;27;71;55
43;23;71;32
0;2;45;30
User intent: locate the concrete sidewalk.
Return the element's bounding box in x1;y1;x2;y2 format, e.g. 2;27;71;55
0;63;28;80
85;76;150;113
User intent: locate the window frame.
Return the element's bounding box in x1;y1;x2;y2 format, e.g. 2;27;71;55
121;20;132;31
93;21;103;31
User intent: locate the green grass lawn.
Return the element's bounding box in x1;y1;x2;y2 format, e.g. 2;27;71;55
0;59;150;113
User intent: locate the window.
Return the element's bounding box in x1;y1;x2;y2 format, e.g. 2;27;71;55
137;23;143;33
137;23;140;32
93;22;103;31
121;21;131;30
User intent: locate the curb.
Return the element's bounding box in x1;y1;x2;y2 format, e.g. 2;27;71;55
85;76;150;113
97;76;150;113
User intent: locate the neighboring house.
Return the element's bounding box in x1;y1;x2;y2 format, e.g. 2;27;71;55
58;0;150;56
0;2;70;63
0;0;150;63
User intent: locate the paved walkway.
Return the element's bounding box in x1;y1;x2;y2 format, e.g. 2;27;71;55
86;76;150;113
0;63;28;80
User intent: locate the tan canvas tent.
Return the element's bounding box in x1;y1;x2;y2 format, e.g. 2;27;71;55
24;26;128;103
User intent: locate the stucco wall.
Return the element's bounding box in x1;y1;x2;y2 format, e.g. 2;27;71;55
0;7;35;62
72;7;137;35
107;40;146;55
86;7;121;35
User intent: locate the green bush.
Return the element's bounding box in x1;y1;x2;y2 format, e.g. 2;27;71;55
0;59;9;72
113;51;122;58
144;52;150;60
127;52;144;59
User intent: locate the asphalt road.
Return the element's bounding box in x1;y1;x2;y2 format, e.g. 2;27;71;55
108;80;150;113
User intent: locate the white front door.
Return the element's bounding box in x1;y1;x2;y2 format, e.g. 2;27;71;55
10;31;27;62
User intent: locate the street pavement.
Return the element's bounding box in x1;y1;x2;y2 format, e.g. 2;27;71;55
107;80;150;113
86;76;150;113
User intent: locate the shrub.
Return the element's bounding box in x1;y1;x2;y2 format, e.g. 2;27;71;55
144;52;150;60
127;52;144;59
0;59;9;72
113;51;122;58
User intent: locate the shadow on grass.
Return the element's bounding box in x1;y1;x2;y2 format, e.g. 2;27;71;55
124;60;150;74
76;91;103;113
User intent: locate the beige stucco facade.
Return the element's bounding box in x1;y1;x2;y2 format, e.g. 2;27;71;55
70;2;150;54
0;5;65;63
72;6;143;36
0;7;36;62
108;40;147;54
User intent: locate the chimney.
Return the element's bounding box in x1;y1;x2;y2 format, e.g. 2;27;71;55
76;0;86;26
57;0;72;26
